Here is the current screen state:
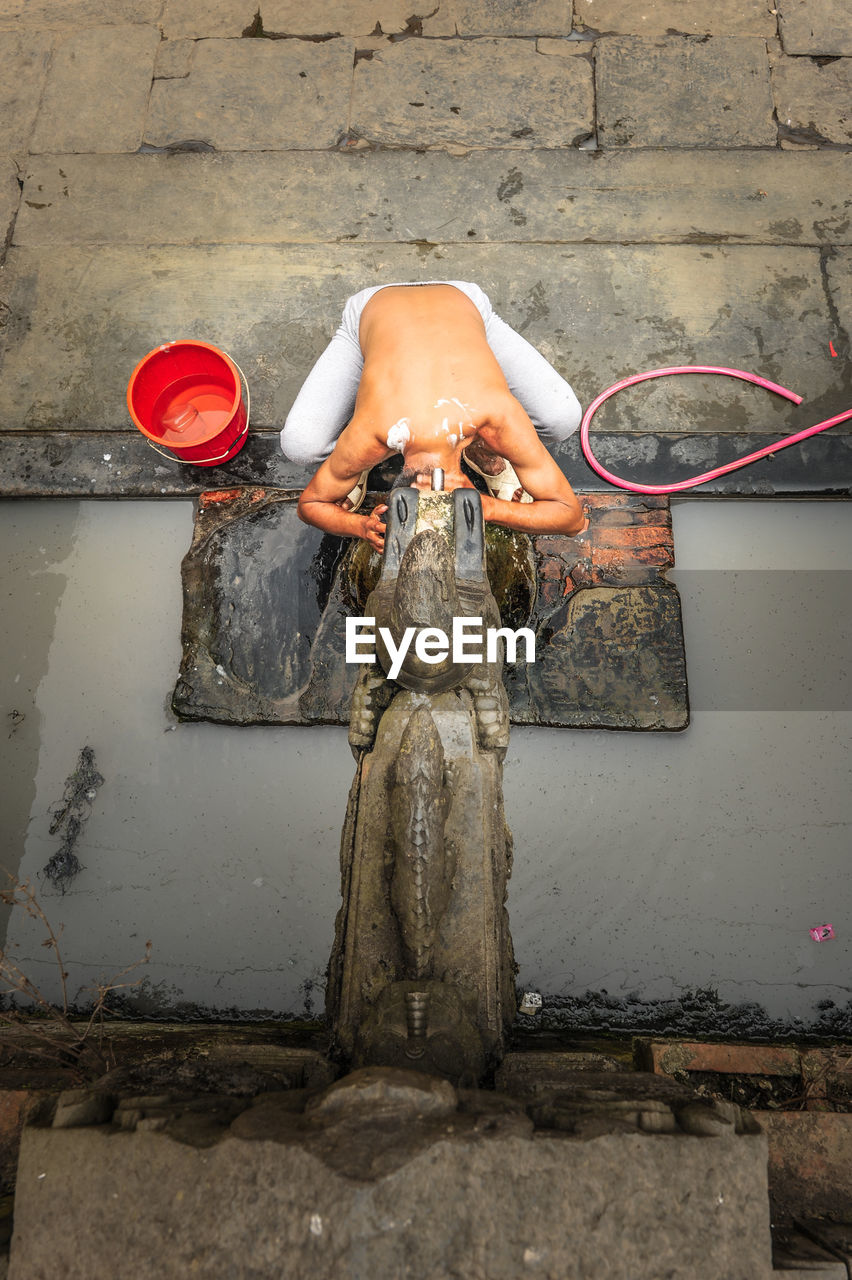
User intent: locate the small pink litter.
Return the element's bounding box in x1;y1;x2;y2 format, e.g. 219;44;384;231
809;924;835;942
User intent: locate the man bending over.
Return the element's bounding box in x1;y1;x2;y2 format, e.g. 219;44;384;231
281;282;587;553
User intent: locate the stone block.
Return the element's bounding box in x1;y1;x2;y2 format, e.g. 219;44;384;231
159;0;269;39
778;0;852;55
772;55;852;146
495;1050;628;1099
420;0;575;37
350;38;594;149
261;1;574;38
261;0;416;36
15;150;852;249
306;1067;458;1119
596;36;777;148
0;0;159;26
52;1089;116;1129
10;1099;773;1278
153;38;195;79
0;242;840;435
30;25;160;155
145;37;355;150
574;0;777;38
0;31;53;152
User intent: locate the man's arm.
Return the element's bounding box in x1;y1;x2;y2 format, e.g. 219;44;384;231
297;423;391;552
476;396;587;536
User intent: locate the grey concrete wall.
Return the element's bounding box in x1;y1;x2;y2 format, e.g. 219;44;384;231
1;500;849;1032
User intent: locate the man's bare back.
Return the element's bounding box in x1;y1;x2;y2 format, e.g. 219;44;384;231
297;284;585;551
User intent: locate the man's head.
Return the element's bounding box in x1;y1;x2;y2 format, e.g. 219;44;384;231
393;452;473;494
393;462;438;489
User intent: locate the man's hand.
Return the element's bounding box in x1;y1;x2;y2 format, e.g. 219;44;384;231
360;504;387;553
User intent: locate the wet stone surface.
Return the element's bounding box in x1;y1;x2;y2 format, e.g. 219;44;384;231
172;488;688;730
349;39;595;150
573;0;777;38
0;31;54;152
778;0;852;54
0;240;844;434
772;55;852;147
9;1064;773;1279
145;37;357;151
596;37;777;149
30;25;160;155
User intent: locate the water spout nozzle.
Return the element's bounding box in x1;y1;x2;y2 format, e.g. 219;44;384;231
431;468;444;492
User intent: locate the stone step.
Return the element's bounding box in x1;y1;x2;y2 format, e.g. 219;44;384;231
0;243;845;433
8;1067;774;1279
15;150;852;248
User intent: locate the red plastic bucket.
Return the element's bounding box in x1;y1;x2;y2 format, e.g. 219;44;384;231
126;340;249;467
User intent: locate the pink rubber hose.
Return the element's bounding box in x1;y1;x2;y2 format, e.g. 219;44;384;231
579;365;852;495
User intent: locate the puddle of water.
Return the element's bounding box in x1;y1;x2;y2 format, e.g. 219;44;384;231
0;502;81;937
0;499;849;1029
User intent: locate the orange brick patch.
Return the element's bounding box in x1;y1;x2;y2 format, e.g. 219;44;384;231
638;1040;852;1111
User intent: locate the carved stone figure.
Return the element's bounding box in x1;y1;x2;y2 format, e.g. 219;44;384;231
327;487;517;1084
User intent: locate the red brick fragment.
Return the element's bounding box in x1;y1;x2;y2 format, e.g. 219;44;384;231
199;488;243;507
593;526;671;551
642;1040;801;1077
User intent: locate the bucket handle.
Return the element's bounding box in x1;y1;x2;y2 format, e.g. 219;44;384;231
145;353;251;466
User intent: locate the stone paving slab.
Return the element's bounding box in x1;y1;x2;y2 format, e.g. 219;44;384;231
596;37;777;149
772;55;852;146
145;37;356;150
10;1121;773;1280
159;1;428;39
0;31;53;153
29;25;160;155
778;0;852;55
350;38;594;149
260;0;434;36
0;0;160;27
0;243;843;432
15;150;852;248
158;0;263;39
252;1;577;38
574;0;777;38
417;0;576;38
154;38;195;79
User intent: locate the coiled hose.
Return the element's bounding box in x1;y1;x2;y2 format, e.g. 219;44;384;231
579;365;852;495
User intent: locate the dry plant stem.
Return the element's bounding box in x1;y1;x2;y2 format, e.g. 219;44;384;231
792;1049;852;1110
0;871;151;1080
0;875;69;1013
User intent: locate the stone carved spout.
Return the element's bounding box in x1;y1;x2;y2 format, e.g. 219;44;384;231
327;488;517;1084
389;704;454;980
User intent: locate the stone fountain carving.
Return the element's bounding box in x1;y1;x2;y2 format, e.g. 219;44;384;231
326;487;518;1084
